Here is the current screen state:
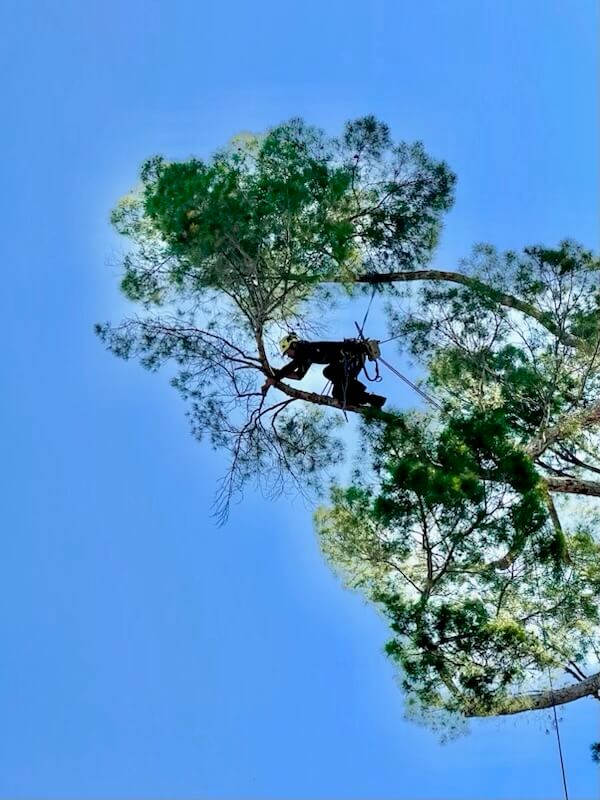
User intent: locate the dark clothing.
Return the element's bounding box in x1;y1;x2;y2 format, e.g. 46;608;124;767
274;339;385;408
273;340;367;381
322;362;370;406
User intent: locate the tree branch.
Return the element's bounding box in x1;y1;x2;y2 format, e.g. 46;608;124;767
332;270;583;349
527;402;600;458
467;671;600;716
265;379;400;423
545;475;600;498
554;446;600;477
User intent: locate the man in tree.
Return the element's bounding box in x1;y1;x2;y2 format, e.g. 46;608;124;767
262;333;386;409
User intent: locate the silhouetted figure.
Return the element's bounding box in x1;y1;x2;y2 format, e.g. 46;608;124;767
263;333;386;409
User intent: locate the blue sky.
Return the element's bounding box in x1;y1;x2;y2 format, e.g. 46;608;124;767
2;0;598;796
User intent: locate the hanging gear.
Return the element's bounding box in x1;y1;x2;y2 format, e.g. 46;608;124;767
362;357;382;383
323;343;385;408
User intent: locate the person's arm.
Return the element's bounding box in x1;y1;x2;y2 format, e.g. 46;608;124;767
262;355;311;394
273;358;310;381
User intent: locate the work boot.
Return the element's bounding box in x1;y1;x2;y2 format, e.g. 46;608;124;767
366;393;386;409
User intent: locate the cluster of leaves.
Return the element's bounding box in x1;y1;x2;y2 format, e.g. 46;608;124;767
317;410;600;718
110;117;455;321
316;239;600;723
95;314;345;520
393;241;600;436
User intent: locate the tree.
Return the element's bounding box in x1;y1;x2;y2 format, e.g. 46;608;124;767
97;117;455;516
98;117;600;726
317;240;600;722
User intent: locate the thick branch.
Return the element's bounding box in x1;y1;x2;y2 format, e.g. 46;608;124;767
468;671;600;716
338;270;582;349
485;549;521;571
266;379;400;423
545;475;600;498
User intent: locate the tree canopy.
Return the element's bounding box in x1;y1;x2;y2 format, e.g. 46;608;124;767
98;116;600;731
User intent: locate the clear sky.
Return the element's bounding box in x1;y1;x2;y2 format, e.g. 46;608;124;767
2;0;598;797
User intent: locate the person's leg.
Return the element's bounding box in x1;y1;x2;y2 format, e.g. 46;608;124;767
345;378;368;405
325;365;386;408
345;357;386;408
365;393;386;409
346;377;386;408
323;364;350;403
323;365;342;400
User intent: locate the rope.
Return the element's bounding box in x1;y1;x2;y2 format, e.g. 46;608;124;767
355;305;443;411
533;568;570;800
358;287;378;338
378;357;444;413
551;701;569;800
356;295;445;409
342;357;349;410
379;332;404;345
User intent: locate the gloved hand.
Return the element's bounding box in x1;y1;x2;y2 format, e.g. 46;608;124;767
261;376;276;395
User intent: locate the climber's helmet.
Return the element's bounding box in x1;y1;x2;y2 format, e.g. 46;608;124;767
280;332;300;356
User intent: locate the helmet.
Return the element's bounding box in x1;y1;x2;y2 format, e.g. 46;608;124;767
280;332;300;355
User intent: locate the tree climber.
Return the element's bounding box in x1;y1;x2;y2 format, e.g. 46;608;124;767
262;333;387;409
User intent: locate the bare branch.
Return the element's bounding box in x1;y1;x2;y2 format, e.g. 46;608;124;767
528;402;600;458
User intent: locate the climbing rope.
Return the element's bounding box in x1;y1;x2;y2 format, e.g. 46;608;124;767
550;692;570;800
378;356;444;412
533;568;570;800
358;286;378;337
379;332;404;345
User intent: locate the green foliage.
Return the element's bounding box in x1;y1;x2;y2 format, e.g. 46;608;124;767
99;117;455;515
391;240;600;444
100;115;600;725
316;234;600;721
317;412;600;717
110;117;455;322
